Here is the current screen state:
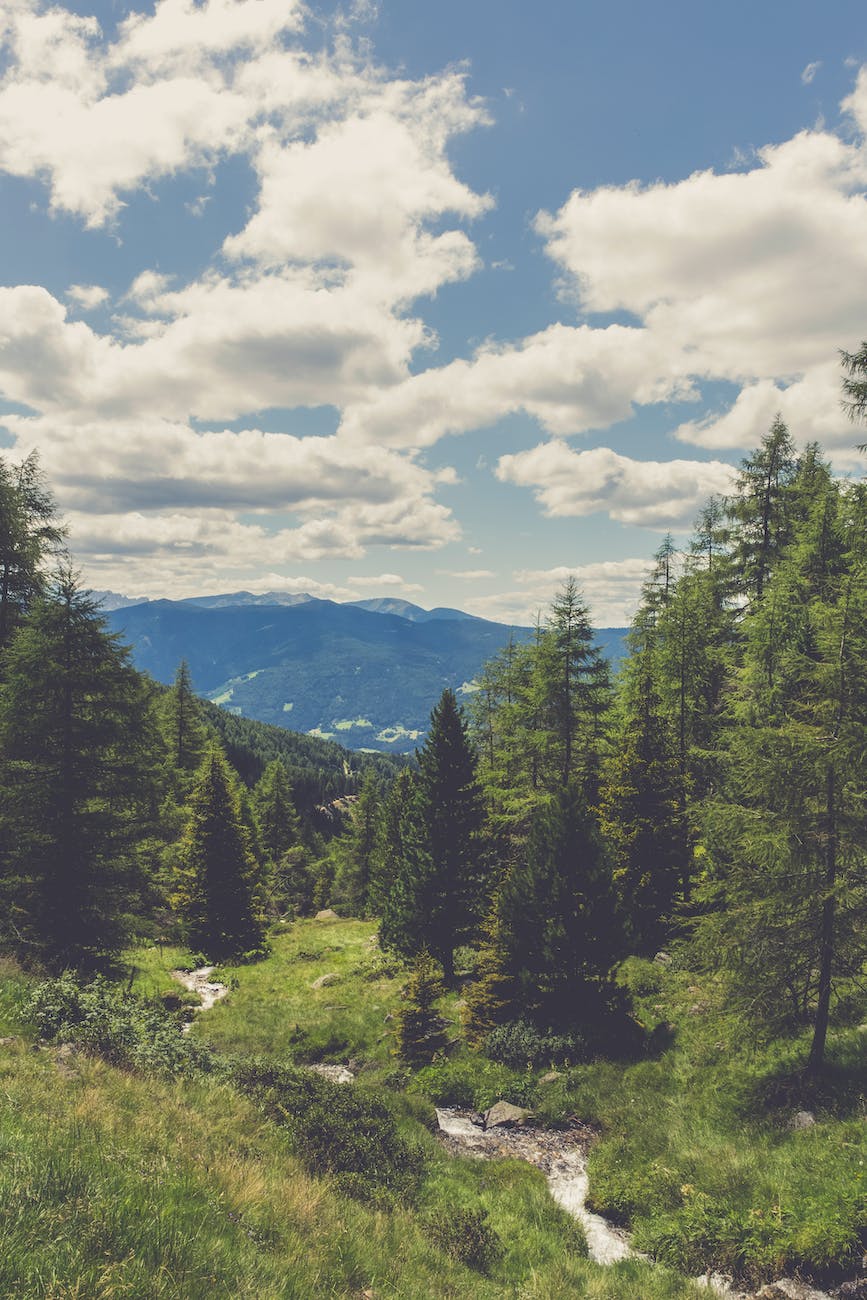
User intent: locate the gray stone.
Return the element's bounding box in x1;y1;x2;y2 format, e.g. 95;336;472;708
837;1281;867;1299
790;1110;816;1130
756;1281;832;1299
307;1063;354;1084
311;972;340;989
0;1037;18;1046
538;1071;562;1085
483;1100;533;1129
315;909;339;921
653;950;672;965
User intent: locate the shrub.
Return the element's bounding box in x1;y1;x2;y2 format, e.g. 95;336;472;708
232;1059;427;1206
426;1206;503;1273
25;973;216;1076
396;952;449;1066
485;1018;592;1070
411;1056;535;1110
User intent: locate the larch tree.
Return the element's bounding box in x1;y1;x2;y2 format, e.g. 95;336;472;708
0;451;64;659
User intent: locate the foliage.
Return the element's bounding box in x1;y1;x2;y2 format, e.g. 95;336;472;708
484;1019;592;1070
26;972;215;1075
172;744;266;960
425;1205;504;1273
396;951;449;1065
232;1058;428;1207
0;450;64;657
0;571;159;968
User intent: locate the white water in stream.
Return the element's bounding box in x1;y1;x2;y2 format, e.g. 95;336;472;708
435;1108;633;1266
173;966;228;1031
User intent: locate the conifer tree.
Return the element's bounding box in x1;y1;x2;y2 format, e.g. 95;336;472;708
496;786;622;1030
253;759;302;866
160;660;207;788
172;744;265;959
414;688;487;981
694;478;867;1072
727;415;797;604
462;904;517;1047
395;951;449;1065
0;451;64;658
599;664;688;951
332;769;381;915
0;571;157;966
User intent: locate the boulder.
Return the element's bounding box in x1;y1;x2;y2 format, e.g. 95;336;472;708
790;1110;816;1131
315;908;339;921
653;950;672;965
311;972;340;989
0;1037;18;1046
538;1071;562;1085
483;1100;533;1129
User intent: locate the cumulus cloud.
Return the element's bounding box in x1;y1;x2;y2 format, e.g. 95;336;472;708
66;283;109;310
461;556;649;627
496;443;735;530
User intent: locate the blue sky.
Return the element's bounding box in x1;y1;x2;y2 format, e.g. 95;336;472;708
1;0;865;625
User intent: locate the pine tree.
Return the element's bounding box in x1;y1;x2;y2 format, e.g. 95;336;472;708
0;451;64;658
254;759;302;866
0;571;157;967
599;663;688;952
462;904;517;1047
414;688;487;982
172;744;265;959
496;786;623;1031
160;660;207;788
694;478;867;1072
395;951;449;1065
727;416;797;604
332;769;381;916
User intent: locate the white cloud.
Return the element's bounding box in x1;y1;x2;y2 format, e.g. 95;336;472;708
66;283;109;310
801;61;822;86
496;442;735;530
436;568;496;579
513;557;652;626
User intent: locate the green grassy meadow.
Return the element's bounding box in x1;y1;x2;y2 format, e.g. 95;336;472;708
0;918;863;1297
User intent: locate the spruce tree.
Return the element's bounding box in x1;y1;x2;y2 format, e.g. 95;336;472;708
598;663;688;952
0;571;157;967
727;416;797;604
160;660;207;788
496;786;622;1031
414;688;487;982
172;744;265;959
332;769;381;916
0;451;64;658
395;951;449;1065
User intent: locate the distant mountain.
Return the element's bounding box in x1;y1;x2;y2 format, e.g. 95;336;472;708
180;590;316;610
106;594;629;754
89;589;151;611
348;597;479;622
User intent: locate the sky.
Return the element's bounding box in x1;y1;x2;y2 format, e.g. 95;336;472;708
1;0;866;627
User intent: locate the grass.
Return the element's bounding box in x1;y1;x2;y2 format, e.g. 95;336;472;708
0;1020;698;1298
191;917;410;1066
2;921;863;1296
124;942;201;1006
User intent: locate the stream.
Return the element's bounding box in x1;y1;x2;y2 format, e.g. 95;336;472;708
172;966;229;1031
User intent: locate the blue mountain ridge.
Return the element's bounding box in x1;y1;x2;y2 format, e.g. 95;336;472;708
103;593;628;754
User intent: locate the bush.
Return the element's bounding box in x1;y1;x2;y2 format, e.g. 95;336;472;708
485;1019;592;1070
233;1058;427;1206
426;1206;503;1273
25;974;217;1076
412;1056;535;1110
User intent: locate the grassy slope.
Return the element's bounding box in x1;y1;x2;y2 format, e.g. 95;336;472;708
0;929;700;1300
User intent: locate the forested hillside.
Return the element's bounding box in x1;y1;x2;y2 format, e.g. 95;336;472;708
0;424;865;1299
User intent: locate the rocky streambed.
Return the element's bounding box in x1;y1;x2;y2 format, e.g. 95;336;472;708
435;1107;863;1300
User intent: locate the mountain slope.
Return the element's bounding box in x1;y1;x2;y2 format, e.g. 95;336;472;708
106;598;627;753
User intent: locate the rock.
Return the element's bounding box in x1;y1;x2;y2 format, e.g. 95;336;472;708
539;1071;562;1085
790;1110;816;1130
483;1100;533;1129
837;1282;867;1299
756;1281;832;1300
315;909;339;921
311;972;340;989
0;1036;18;1046
307;1063;354;1084
653;950;672;965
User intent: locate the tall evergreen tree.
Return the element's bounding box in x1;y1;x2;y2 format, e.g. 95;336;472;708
694;478;867;1072
172;744;265;959
160;660;207;788
0;451;64;658
727;416;797;604
598;663;689;952
380;690;486;982
0;571;157;967
332;769;381;916
495;785;622;1030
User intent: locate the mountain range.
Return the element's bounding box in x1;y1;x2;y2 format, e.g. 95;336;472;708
102;591;628;754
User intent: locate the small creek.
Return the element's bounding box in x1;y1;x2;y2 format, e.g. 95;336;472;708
435;1107;633;1267
172;966;229;1031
